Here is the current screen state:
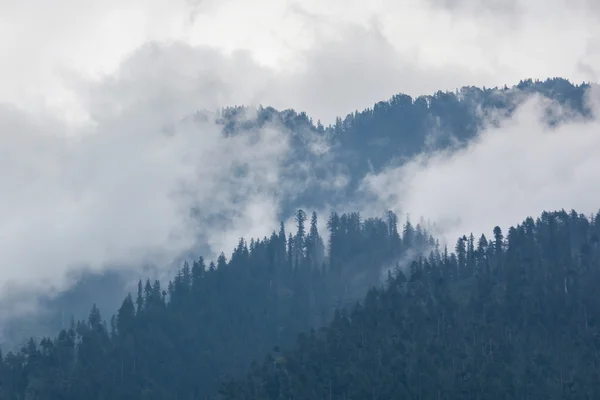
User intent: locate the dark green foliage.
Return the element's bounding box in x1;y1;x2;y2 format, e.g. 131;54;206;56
0;210;431;399
221;210;600;399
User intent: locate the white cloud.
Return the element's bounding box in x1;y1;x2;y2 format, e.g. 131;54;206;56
0;106;289;290
361;88;600;245
0;46;303;320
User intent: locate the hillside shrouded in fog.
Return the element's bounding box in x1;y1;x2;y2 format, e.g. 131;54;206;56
2;0;600;397
2;78;598;350
1;79;600;399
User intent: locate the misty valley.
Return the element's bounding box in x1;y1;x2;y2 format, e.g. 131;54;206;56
1;78;600;399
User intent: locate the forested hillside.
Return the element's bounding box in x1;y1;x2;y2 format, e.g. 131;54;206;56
0;210;435;399
221;210;600;399
0;78;596;399
3;208;600;399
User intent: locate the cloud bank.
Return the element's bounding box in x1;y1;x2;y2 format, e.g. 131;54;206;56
0;105;288;294
0;44;307;322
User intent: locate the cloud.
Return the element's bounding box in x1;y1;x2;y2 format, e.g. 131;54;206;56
77;43;273;122
361;87;600;245
0;44;304;320
0;108;285;288
0;37;363;335
2;0;600;125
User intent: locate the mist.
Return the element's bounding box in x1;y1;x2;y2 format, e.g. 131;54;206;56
0;46;313;339
361;88;600;245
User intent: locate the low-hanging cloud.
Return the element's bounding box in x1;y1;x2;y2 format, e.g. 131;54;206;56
0;44;319;323
361;87;600;245
0;111;285;288
0;38;375;337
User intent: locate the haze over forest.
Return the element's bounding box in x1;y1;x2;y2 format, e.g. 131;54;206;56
1;0;600;398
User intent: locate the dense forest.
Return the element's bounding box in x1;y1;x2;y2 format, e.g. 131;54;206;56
0;78;597;399
221;210;600;399
0;210;434;399
3;208;600;399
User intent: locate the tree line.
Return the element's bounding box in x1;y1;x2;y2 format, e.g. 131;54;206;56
0;210;434;399
220;209;600;399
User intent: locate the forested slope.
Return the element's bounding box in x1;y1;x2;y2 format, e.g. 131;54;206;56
220;210;600;399
0;211;434;399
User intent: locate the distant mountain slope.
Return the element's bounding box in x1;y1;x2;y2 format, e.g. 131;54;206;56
216;78;593;213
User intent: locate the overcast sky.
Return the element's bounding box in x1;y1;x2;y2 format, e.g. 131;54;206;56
0;0;599;313
1;0;599;124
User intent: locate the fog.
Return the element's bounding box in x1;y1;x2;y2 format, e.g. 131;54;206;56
361;89;600;245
